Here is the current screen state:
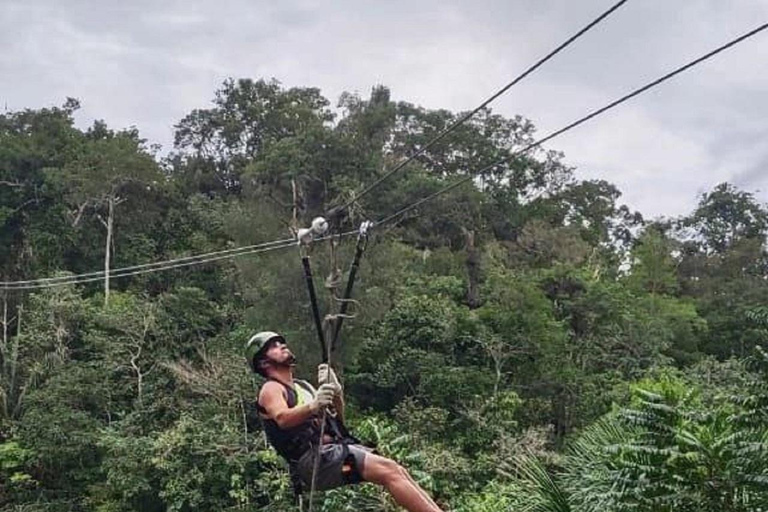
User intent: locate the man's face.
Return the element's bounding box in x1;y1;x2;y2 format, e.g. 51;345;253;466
263;337;296;366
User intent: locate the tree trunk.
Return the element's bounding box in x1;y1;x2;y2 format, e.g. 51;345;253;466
241;400;248;444
291;178;302;233
1;297;7;421
6;304;22;421
130;345;144;408
553;387;571;441
104;196;114;307
462;227;481;309
1;296;7;367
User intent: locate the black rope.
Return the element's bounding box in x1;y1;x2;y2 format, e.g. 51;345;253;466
376;21;768;228
308;404;328;512
301;253;328;363
306;238;339;512
331;227;369;352
334;0;631;214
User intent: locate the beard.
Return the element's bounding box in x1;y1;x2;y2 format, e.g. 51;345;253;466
266;351;296;368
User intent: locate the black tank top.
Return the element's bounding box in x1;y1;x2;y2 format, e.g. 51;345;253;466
257;379;320;462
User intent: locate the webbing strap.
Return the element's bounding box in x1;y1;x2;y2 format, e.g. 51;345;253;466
301;253;328;363
299;221;372;512
331;225;370;351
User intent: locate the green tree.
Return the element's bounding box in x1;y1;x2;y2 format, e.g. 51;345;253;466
50;124;162;305
626;225;679;295
0;100;83;281
682;182;768;254
173;78;335;200
0;283;93;423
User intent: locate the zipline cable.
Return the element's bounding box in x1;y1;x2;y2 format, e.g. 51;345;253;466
6;22;766;291
0;236;296;286
376;21;768;227
334;0;631;214
1;232;357;290
1;242;296;290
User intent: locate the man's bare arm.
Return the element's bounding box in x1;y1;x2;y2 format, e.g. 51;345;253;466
259;381;317;429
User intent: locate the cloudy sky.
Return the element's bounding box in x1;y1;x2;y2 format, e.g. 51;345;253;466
2;0;767;219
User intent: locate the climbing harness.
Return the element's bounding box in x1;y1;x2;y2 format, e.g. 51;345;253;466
294;216;372;512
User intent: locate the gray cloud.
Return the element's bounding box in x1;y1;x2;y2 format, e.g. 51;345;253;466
2;0;767;219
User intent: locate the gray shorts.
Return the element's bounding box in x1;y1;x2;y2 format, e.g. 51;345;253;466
296;443;372;491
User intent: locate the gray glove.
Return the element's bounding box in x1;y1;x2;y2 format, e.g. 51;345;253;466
317;363;342;394
309;383;338;413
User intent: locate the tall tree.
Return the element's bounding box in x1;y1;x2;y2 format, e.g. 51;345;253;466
173;78;335;200
627;225;680;295
51;122;162;305
681;182;768;254
0;99;83;281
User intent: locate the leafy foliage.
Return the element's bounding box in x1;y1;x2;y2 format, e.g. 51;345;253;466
1;81;767;511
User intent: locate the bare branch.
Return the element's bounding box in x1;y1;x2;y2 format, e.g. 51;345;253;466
95;212;108;229
70;202;89;227
12;198;38;214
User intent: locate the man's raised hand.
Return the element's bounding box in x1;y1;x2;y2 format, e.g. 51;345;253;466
309;383;338;413
317;364;343;395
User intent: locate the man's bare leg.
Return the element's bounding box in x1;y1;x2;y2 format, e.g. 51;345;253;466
361;452;444;512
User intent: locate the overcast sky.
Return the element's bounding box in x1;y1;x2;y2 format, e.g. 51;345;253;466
2;0;767;219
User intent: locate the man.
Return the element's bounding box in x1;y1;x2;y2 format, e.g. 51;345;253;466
246;331;445;512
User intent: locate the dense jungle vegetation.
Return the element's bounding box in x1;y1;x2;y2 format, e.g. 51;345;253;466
1;79;767;511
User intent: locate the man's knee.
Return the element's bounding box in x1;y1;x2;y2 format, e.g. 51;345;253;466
380;458;409;484
365;455;409;485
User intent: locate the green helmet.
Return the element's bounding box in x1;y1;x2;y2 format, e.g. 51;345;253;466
245;331;285;372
